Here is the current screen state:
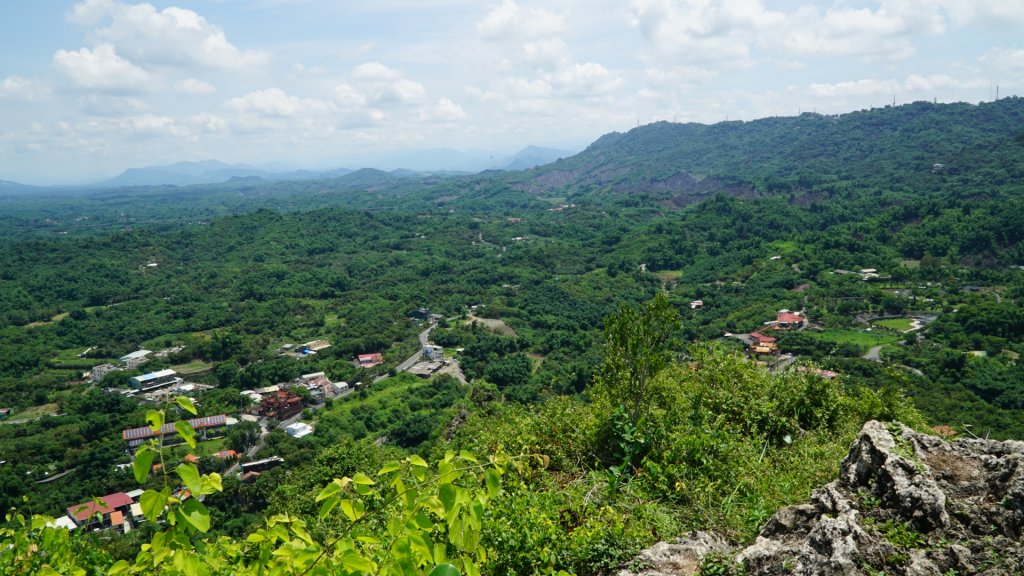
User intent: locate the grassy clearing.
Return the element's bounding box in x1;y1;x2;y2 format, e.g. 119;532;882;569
172;361;213;375
874;318;913;331
49;348;115;369
804;329;899;352
465;315;517;337
14;403;60;419
24;312;69;328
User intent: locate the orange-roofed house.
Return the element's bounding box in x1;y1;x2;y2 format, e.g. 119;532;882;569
66;492;134;530
775;312;806;330
358;353;384;368
213;449;240;460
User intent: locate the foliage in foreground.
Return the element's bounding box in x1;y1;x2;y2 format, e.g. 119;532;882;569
2;313;925;576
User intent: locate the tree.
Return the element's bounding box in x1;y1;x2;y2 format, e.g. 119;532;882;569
594;293;680;427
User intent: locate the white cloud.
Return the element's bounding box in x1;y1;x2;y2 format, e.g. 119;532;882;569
337;62;427;106
175;78;217;95
78;94;149;116
226;88;336;118
67;0;269;70
52;43;149;90
808;78;901;99
0;76;49;100
477;0;565;41
979;48;1024;80
419;97;468;122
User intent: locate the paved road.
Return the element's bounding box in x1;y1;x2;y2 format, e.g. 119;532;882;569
225;412;303;476
375;324;434;383
864;345;883;362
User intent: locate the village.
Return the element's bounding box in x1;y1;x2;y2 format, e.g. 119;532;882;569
40;308;459;534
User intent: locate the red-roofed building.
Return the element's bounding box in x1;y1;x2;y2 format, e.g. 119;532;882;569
122;414;228;452
67;492;134;529
775;312;806;329
213;449;239;460
358;353;384;368
750;332;777;345
183;454;200;464
257;389;303;420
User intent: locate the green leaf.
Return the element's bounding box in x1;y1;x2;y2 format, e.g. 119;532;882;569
458;450;478;463
202;472;223;494
340;499;357;522
146;410;164;433
178;498;211;532
176;463;202;495
428;563;461;576
438;483;457;513
140;489;168;521
484;469;501;498
175;420;197;449
408;454;428;467
378;461;401;475
108;560;130;575
341;553;375;573
319;495;340;520
316;481;341;502
247;533;266;543
175;395;198;415
352;472;375;485
133;446;156;484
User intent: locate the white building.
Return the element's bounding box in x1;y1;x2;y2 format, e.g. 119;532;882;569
120;350;152;370
285;422;314;439
90;363;120;383
423;345;444;361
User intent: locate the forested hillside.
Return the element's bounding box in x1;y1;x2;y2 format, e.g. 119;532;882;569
1;100;1023;575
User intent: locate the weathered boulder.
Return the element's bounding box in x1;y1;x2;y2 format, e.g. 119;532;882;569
622;420;1024;576
737;421;1024;575
617;531;730;576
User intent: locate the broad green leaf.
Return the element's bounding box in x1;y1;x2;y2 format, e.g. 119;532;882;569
202;472;223;494
352;472;375;485
140;489;168;521
340;500;357;522
428;563;461;576
408;454;428;467
146;410;164;433
108;561;130;575
316;481;341;502
458;450;477;463
484;469;501;498
178;498;211;532
378;461;401;475
341;553;375;573
175;395;198;415
318;495;339;520
438;461;460;484
133;446;156;484
177;463;202;495
438;483;457;513
247;532;266;543
175;420;197;449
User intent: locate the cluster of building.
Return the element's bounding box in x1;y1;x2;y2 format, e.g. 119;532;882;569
277;339;331;359
52;489;147;533
122;414;231;453
739;310;808;357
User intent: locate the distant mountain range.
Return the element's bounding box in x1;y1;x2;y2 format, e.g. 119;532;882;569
86;145;576;188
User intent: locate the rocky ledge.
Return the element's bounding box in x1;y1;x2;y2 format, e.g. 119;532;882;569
621;420;1024;576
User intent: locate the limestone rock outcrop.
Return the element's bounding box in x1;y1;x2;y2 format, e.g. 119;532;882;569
623;420;1024;576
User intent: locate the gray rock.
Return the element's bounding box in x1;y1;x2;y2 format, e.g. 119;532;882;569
617;531;730;576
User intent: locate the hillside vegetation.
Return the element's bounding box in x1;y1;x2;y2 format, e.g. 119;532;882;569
1;100;1023;574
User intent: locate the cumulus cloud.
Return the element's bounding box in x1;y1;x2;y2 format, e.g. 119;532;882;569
66;0;269;70
0;76;50;100
53;43;149;90
806;74;987;100
477;0;565;41
629;0;960;70
979;48;1024;79
419;97;468;123
175;78;217;95
335;63;427;106
225;88;336;118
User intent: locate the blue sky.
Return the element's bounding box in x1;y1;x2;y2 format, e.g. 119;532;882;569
2;0;1023;184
